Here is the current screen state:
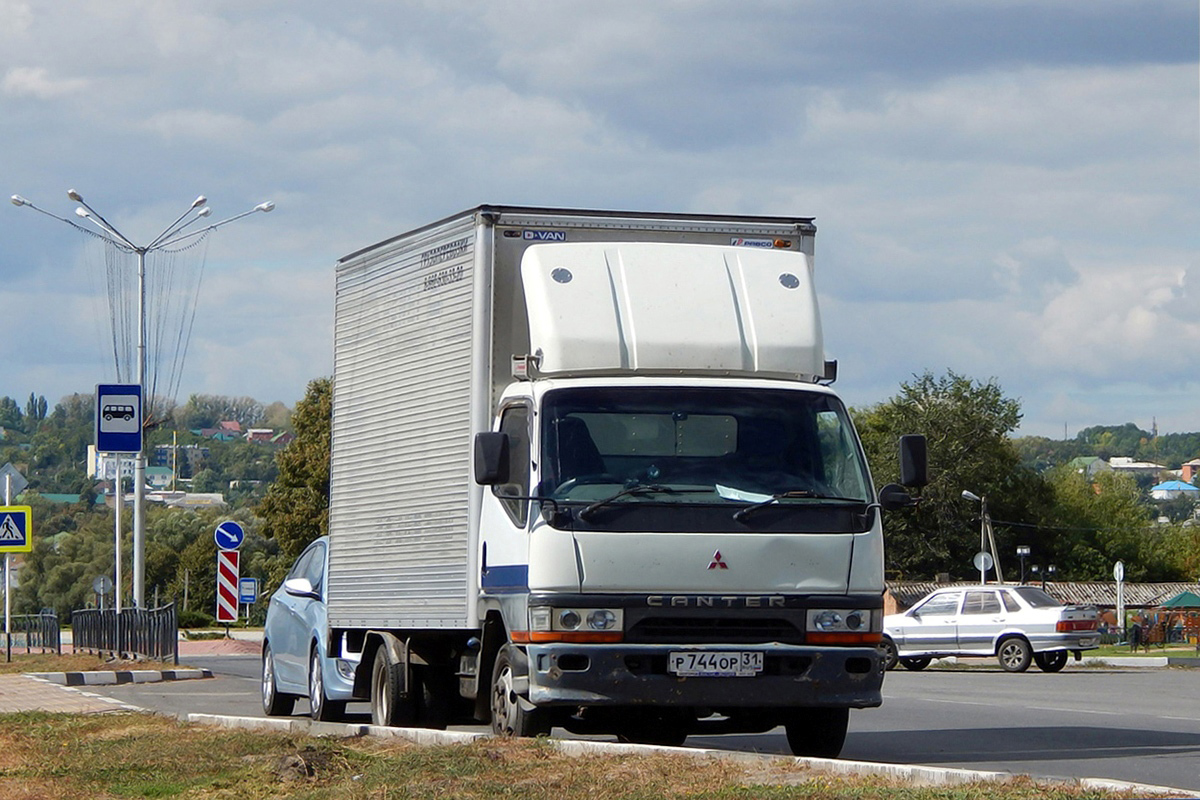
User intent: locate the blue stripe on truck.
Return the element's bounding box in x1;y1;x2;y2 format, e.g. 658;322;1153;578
482;564;529;593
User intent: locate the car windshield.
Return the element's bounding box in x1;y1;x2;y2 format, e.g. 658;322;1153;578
539;386;872;508
1013;586;1062;608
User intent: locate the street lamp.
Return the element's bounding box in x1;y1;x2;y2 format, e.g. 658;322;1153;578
962;490;1004;585
1016;545;1030;584
12;189;274;607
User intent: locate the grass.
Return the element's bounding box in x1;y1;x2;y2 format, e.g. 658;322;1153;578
0;712;1157;800
0;651;141;675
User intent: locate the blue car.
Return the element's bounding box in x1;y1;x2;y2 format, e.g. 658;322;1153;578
261;536;359;719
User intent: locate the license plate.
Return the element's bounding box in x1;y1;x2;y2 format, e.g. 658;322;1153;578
668;651;763;677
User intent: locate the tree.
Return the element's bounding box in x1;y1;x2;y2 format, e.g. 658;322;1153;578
24;393;47;429
0;397;22;432
257;378;330;562
854;371;1046;580
176;394;265;430
1041;467;1158;580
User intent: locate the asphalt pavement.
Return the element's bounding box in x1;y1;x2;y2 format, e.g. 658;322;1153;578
1;637;1195;798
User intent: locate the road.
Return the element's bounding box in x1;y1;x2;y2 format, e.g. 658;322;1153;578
91;657;1200;793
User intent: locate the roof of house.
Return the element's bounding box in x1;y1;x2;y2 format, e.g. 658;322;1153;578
1151;480;1199;492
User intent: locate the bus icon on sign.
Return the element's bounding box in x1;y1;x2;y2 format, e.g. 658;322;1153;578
102;404;135;422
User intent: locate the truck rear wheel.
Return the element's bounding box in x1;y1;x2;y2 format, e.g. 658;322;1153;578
491;644;551;737
371;645;417;727
784;707;849;758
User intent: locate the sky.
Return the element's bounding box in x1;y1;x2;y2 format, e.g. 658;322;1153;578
1;1;1197;439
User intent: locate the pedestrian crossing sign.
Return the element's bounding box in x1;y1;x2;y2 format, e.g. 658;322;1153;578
0;506;32;553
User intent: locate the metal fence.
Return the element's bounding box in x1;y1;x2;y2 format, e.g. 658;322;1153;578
5;613;61;657
71;603;178;664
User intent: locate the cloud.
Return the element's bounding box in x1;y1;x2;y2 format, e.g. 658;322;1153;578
2;66;87;98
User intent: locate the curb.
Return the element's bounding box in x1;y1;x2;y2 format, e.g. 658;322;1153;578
28;669;213;686
181;713;1194;797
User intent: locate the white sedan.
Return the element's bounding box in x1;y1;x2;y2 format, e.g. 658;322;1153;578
881;585;1100;673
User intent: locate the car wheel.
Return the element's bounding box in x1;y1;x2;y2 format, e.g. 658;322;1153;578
997;637;1033;672
371;644;417;727
879;637;899;671
491;644;551;737
900;656;931;671
1033;650;1068;673
309;647;346;722
261;643;295;716
784;707;850;758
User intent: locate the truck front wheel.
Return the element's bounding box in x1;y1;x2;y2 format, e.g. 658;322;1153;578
784;707;849;758
490;644;551;737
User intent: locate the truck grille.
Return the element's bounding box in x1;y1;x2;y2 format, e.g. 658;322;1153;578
627;616;803;644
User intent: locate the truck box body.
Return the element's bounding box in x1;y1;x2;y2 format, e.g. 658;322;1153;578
329;207;821;630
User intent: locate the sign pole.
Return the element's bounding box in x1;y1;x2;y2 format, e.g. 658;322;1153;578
4;474;11;663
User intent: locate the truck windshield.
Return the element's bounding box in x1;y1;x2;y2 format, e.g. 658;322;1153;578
539;387;872;512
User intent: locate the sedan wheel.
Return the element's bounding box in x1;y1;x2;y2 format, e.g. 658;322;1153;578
879;637;899;671
261;644;295;717
900;656;931;671
1033;650;1069;673
997;637;1033;672
309;648;346;722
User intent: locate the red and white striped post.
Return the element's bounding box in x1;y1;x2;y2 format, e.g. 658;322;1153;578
215;550;240;624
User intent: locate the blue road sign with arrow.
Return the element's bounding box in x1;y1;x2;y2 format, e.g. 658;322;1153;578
214;520;245;551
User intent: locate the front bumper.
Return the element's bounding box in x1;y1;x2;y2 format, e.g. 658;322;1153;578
525;642;883;709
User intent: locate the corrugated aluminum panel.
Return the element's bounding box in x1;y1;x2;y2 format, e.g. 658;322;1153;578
328;213;478;628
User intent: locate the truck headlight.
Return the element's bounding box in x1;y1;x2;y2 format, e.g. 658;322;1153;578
526;606;623;642
806;608;880;644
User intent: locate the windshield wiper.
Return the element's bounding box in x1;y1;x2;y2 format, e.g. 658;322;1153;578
732;490;864;522
578;484;677;521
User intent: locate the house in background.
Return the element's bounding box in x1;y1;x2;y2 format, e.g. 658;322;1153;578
1181;459;1200;484
1150;480;1200;501
1068;456;1113;480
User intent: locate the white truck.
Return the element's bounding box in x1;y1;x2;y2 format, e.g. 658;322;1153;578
322;205;925;756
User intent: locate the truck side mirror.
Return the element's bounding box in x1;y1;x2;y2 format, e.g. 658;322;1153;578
473;432;509;485
899;434;927;488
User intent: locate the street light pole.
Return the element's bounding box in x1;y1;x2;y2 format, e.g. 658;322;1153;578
1016;545;1030;584
11;190;273;607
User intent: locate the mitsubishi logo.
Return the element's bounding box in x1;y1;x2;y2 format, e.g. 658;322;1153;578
707;550;728;570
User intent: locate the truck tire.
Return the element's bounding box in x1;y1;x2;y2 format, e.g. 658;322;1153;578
261;643;295;717
1033;650;1068;673
309;647;346;722
997;637;1032;672
784;707;849;758
491;644;551;737
371;645;417;727
616;709;691;746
